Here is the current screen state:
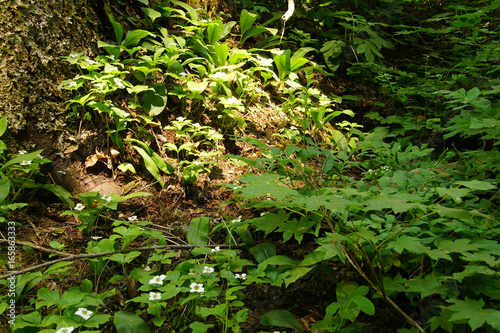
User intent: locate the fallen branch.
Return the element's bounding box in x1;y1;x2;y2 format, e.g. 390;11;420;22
0;239;71;257
0;244;235;280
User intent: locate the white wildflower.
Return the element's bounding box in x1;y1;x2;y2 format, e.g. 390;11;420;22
176;116;186;121
74;203;85;211
189;282;204;293
56;327;75;333
113;78;125;88
202;266;214;274
85;58;98;65
227;97;239;104
235;273;246;280
149;274;167;285
128;216;138;222
18;150;27;154
213;72;226;79
75;307;93;320
91;236;102;240
20;160;31;166
149;292;161;301
211;246;220;253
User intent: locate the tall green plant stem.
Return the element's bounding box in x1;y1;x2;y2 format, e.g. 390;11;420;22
339;244;426;333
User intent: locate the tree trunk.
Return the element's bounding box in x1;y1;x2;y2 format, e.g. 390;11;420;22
0;0;125;195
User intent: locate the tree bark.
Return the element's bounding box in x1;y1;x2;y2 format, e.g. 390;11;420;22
0;0;109;134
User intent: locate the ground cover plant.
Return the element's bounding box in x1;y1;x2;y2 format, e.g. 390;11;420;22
1;0;499;332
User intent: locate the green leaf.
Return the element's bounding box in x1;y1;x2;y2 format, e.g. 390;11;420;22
352;295;375;315
250;243;276;263
455;180;496;191
436;187;471;204
260;309;304;333
114;311;151;333
187;80;209;95
447;297;500;331
130;145;163;187
0;117;7;137
186;216;210;245
122;29;150;48
240;9;257;38
108;14;123;45
189;321;215;333
143;83;168;116
141;7;161;23
0;173;11;203
170;0;198;20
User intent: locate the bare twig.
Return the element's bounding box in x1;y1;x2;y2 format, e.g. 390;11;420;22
0;244;235;280
0;239;71;257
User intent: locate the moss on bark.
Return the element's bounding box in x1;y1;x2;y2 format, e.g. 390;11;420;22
0;0;110;133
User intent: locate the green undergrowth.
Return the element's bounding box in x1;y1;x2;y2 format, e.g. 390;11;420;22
1;0;500;332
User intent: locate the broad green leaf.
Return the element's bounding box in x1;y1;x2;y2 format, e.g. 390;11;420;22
186;216;210;245
143;83;168;116
189;321;214;333
0;117;7;137
141;7;161;23
130;145;164;187
187;80;209;95
108;14;123;44
250;243;276;263
260;309;304;333
122;29;151;48
446;298;500;331
386;235;429;255
0;173;10;203
436;187;471;204
170;0;198;20
240;9;257;38
352;295;375;315
455;180;496;191
114;311;151;333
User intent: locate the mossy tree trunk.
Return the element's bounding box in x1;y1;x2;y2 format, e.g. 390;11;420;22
0;0;110;134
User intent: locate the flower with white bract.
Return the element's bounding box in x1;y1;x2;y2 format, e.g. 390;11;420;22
85;58;98;65
212;72;226;79
149;292;162;301
37;154;43;159
101;195;112;202
18;150;27;155
113;78;125;88
202;266;214;274
227;97;239;104
74;203;85;211
56;327;75;333
192;122;201;127
20;160;31;166
75;307;93;320
235;273;246;280
211;246;220;253
256;55;274;67
290;126;297;130
149;274;167;285
176;116;186;121
190;282;204;293
128;216;138;222
231;216;242;223
91;236;102;240
68;81;77;88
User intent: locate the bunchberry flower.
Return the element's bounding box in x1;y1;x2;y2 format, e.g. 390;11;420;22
85;58;98;65
176;116;186;121
202;266;214;274
101;195;112;202
235;273;247;280
290;126;297;130
189;282;204;293
260;212;268;217
20;160;31;166
56;327;74;333
91;236;102;240
149;292;161;301
213;72;226;79
149;274;167;285
128;216;138;222
75;307;93;320
211;246;220;253
227;97;239;104
74;203;85;211
113;78;125;88
18;150;27;154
